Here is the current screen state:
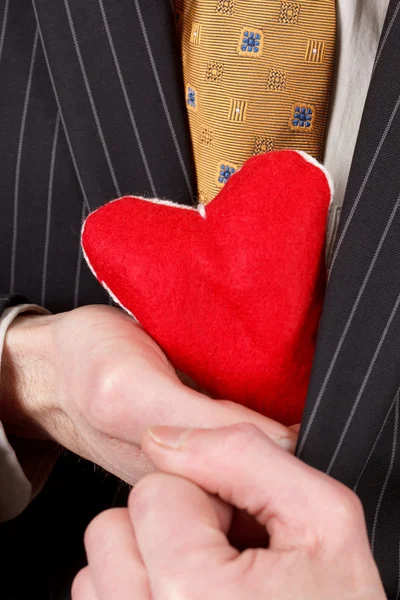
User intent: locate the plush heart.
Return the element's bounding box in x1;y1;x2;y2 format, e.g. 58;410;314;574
82;150;332;426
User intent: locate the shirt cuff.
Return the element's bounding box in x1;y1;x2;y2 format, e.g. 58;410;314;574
0;304;53;523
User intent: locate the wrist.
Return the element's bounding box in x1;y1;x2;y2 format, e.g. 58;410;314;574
1;313;58;440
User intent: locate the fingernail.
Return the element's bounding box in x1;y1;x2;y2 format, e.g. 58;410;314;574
273;435;296;453
147;426;190;450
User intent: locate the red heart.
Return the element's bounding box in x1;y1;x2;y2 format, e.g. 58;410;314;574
82;150;331;426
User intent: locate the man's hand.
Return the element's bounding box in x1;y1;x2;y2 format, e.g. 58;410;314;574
1;305;297;483
73;423;386;600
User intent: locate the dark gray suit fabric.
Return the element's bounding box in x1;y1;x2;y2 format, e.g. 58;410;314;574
0;1;195;598
297;0;400;596
0;0;195;312
3;0;400;598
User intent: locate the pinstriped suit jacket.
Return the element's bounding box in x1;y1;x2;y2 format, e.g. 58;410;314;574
0;1;196;597
2;0;400;598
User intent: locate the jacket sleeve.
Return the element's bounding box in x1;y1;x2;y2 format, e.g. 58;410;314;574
0;299;56;523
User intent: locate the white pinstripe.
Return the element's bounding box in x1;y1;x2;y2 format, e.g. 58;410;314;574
328;0;400;282
298;190;400;457
74;200;87;308
10;27;39;294
34;1;91;311
167;0;175;15
372;0;400;78
133;0;194;203
64;0;121;198
353;389;398;493
327;289;400;474
98;0;157;197
328;91;400;281
41;112;60;306
32;0;91;214
371;390;399;556
0;0;9;67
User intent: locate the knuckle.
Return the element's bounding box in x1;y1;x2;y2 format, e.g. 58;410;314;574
297;528;325;557
286;480;365;557
330;482;363;525
174;580;217;600
84;363;128;433
84;507;124;550
314;479;365;551
224;422;264;453
129;472;169;515
71;567;89;600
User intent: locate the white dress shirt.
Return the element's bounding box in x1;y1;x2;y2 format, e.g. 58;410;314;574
0;0;392;522
324;0;391;209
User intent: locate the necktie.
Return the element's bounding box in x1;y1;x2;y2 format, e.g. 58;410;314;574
297;1;400;596
176;0;336;204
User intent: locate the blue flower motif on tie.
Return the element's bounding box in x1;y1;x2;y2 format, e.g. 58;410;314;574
187;86;197;109
292;106;313;128
218;164;236;184
241;31;261;53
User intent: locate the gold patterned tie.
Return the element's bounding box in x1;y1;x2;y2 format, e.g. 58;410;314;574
175;0;336;204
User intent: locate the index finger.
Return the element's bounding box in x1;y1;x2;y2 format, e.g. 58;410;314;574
141;424;367;552
129;473;238;598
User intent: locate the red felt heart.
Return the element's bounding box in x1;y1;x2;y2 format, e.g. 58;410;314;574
82;150;332;426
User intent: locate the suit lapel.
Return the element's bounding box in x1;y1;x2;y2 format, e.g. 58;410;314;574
32;0;196;210
297;1;400;593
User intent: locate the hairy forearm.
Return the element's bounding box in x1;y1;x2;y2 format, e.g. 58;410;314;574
0;313;62;500
0;313;57;440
